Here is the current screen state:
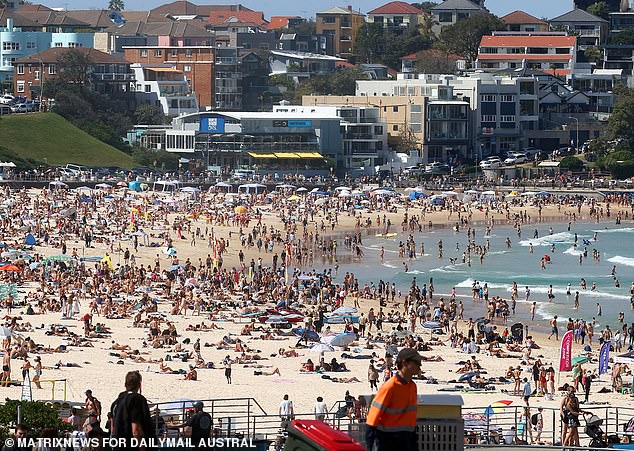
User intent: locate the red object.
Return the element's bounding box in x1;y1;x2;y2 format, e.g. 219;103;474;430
288;420;364;451
559;330;573;371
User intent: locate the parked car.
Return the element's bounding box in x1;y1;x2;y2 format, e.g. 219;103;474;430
0;94;14;105
403;166;424;175
479;157;502;169
504;152;528;165
10;104;28;113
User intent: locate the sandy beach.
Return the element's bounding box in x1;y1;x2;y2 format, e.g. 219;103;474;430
0;185;632;429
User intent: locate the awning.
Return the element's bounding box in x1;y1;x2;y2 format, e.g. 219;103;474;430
295;152;324;158
147;67;179;72
274;152;301;158
248;152;277;158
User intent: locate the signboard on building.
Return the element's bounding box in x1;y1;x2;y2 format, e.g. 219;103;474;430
273;120;313;128
200;116;225;133
482;127;494;135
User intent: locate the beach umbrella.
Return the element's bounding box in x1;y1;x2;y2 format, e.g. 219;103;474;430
315;198;328;206
288;195;301;201
0;264;21;272
484;400;513;417
29;262;40;270
292;328;320;341
265;315;288;324
338;191;351;198
421;321;442;330
234;206;247;214
458;372;477;382
276;184;296;189
169;264;185;272
79;197;94;203
329;333;356;347
310;343;335;353
572;355;590;366
296;187;308;192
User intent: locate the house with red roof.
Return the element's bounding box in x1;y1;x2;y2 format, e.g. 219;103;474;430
267;16;303;31
501;11;548;33
475;32;577;76
367;1;427;34
207;10;268;32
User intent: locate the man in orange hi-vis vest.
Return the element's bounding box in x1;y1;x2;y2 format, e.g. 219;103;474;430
366;348;421;451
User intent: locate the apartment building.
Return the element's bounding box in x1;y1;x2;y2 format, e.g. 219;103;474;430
315;6;365;58
123;45;241;111
366;1;426;35
274;104;388;174
475;33;577;76
13;47;131;101
130;63;198;116
0;17;94;82
430;0;487;35
549;8;608;50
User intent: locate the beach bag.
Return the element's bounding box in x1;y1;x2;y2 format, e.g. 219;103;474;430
625;417;634;433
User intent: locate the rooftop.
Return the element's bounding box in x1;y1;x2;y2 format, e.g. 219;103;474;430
267;16;301;30
208;10;267;26
501;10;547;25
270;50;345;61
431;0;486;11
550;8;608;23
15;47;127;65
367;1;424;15
317;6;365;16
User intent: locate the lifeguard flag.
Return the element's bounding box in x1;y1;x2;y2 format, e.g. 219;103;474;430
599;341;610;375
559;330;573;372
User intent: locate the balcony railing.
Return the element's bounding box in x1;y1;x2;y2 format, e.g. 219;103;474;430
94;73;135;81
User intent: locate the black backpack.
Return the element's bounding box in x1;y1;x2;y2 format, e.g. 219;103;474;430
531;413;539;426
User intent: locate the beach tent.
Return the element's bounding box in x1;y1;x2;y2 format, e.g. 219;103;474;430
95;183;112;189
180;186;200;193
128;181;141;192
49;181;68;189
276;184;296;190
24;234;35;246
409;191;427;200
238;183;266;194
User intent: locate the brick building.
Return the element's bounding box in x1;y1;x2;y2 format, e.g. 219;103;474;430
12;47;131;101
123;45;214;109
316;6;365;59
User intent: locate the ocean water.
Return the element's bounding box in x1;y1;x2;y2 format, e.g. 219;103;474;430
336;221;634;328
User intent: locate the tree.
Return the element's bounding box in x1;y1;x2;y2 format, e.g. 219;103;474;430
609;29;634;45
439;13;505;62
354;23;433;68
108;0;124;11
411;2;439;13
608;86;634;145
584;46;603;64
559;156;584;170
135;104;166;125
0;400;74;442
354;22;385;64
415;49;458;74
587;1;610;20
57;49;94;88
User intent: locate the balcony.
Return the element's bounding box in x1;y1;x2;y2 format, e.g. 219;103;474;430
345;133;375;140
94;73;135;82
575;28;600;37
340;21;352;28
215;57;239;65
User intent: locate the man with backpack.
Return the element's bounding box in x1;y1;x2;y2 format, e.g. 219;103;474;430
172;401;211;446
110;371;155;449
531;407;543;444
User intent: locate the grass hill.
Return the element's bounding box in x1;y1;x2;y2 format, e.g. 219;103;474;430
0;112;134;168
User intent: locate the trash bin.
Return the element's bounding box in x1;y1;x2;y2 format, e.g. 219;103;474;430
285;420;364;451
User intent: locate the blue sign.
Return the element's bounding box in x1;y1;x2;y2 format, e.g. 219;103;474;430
200;116;225;133
288;120;312;127
599;341;610;375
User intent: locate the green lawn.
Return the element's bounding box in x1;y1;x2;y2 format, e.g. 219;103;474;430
0;112;134;168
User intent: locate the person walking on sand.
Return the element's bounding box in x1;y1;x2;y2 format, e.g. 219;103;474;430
279;394;294;429
223;355;232;384
110;371;155;448
548;316;559;340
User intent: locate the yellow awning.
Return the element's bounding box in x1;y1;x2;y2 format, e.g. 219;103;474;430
295;152;324;158
248;152;277;158
147;67;180;72
273;152;301;158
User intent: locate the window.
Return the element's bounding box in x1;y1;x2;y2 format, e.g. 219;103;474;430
481;94;496;102
322;16;335;24
500;115;515;122
48;65;56;75
555;47;570;54
373;15;384;23
145;85;151;93
54;42;62;47
34;70;39;80
184;65;191;72
482;115;496;122
68;42;82;48
171;49;177;57
154;49;162;57
509;47;524;54
375;126;383;134
186;49;193;57
481;47;498;54
500;95;515;102
2;42;19;51
26;42;36;49
17;64;24;75
438;12;453;23
141;49;148;57
17;81;24;93
392;124;399;131
392;106;399;112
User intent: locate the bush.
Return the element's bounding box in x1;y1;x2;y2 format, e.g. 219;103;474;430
0;399;74;442
559;156;584;170
608;160;634;179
